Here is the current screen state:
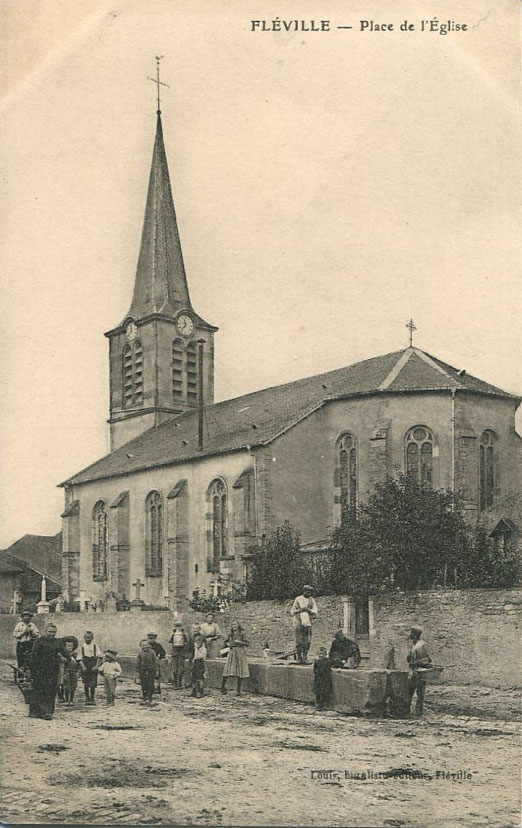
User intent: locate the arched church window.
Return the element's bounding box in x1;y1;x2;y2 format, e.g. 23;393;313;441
479;430;498;510
209;479;228;569
92;501;108;581
338;433;358;510
146;491;163;577
122;340;143;406
405;426;434;487
186;341;198;404
172;338;184;400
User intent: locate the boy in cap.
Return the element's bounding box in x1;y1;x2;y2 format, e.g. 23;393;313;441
313;646;332;711
191;633;207;698
290;585;318;664
146;633;166;694
62;637;80;706
13;610;40;672
79;630;102;705
406;627;432;716
168;621;188;689
137;639;160;705
98;649;122;706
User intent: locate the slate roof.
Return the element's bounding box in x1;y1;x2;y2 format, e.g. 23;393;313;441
0;533;62;583
62;347;520;487
117;113;214;331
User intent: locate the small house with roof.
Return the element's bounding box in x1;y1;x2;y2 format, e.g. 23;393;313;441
0;533;62;613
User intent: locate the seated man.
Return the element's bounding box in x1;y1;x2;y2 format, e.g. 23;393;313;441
328;629;361;669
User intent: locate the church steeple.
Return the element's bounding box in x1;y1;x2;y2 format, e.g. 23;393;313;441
105;74;217;452
126;111;192;320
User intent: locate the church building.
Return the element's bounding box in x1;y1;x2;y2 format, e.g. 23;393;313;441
60;107;521;610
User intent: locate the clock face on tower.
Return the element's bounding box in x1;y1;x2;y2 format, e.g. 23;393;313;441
125;321;138;341
176;314;194;336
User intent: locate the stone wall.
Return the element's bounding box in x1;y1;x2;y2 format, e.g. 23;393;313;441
2;589;520;689
369;588;522;689
0;596;346;661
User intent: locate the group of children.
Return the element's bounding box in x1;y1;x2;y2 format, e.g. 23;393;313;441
49;616;249;709
55;631;122;707
53;624;356;711
54;631;166;708
168;617;249;698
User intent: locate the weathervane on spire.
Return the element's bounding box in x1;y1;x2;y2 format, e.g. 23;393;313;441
406;318;417;347
148;55;170;114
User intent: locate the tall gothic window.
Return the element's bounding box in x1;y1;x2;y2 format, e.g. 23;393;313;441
209;479;228;569
122;340;143;407
146;491;163;577
186;341;198;404
405;426;434;487
92;501;108;581
172;338;184;400
479;430;498;510
338;433;358;510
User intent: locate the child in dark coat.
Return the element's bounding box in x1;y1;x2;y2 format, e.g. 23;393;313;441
313;646;332;711
62;639;80;706
137;640;160;704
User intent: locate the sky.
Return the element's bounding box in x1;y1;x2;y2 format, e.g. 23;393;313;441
1;0;521;547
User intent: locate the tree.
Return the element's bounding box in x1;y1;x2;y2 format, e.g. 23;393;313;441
247;522;302;600
327;474;471;596
460;525;521;589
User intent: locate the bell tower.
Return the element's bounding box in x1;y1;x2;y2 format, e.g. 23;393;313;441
105;72;217;451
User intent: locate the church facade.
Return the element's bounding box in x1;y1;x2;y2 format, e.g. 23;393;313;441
60;111;522;610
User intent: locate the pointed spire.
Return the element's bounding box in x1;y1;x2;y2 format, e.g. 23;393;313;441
126;111;191;320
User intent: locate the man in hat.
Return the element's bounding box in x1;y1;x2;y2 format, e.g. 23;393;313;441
13;610;40;672
147;633;166;694
328;629;361;669
406;627;432;716
290;585;318;664
28;623;70;719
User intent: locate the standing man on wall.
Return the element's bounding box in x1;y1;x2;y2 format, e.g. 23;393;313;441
290;585;318;664
407;626;432;716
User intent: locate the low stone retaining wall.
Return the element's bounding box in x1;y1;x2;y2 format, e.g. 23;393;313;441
3;588;518;688
117;656;409;718
0;596;348;662
369;588;522;688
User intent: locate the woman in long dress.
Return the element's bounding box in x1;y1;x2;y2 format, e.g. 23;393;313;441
199;613;222;660
221;623;249;696
28;624;69;720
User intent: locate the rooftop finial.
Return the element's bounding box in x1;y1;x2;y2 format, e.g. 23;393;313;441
406;318;417;347
148;55;170;114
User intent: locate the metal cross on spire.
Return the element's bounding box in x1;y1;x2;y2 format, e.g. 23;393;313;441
147;55;170;114
406;318;417;347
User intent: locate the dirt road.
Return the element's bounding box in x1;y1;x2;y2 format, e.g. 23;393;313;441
1;670;519;827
